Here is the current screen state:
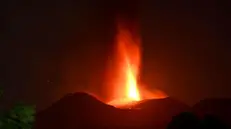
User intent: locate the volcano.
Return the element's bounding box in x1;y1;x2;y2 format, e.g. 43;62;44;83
35;92;190;129
34;6;186;129
34;18;184;129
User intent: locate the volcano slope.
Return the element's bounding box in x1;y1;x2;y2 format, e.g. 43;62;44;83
192;98;231;128
35;92;190;129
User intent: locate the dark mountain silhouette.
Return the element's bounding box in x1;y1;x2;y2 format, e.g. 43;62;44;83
134;98;189;114
129;98;190;128
35;92;190;129
35;92;121;129
200;114;230;129
193;98;231;128
166;112;201;129
166;112;230;129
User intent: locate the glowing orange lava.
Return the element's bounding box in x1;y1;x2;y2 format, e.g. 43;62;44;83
107;19;168;107
108;21;142;107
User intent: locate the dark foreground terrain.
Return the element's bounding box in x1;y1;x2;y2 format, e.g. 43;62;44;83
35;92;231;129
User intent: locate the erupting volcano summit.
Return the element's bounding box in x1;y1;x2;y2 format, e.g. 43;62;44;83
108;19;141;107
107;18;167;107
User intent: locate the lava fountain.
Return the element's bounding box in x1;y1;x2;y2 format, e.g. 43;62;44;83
107;20;142;107
106;18;167;107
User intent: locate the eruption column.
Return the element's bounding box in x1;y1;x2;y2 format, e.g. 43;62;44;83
108;20;141;107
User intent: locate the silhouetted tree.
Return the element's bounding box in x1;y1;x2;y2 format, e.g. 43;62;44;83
167;112;201;129
0;87;35;129
200;114;230;129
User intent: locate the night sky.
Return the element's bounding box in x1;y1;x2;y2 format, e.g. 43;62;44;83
2;0;231;111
